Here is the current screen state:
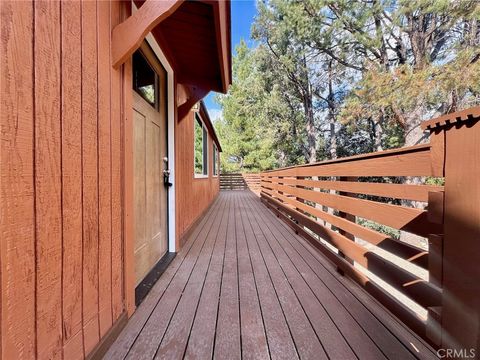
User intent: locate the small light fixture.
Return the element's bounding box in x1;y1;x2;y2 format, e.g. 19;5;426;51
191;102;200;112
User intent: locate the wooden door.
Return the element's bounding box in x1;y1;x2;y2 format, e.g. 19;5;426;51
132;45;168;285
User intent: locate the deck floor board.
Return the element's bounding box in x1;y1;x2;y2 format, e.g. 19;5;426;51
105;191;437;360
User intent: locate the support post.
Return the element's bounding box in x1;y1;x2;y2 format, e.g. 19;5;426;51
422;107;480;353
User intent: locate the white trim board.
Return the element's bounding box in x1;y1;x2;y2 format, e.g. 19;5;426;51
144;30;177;253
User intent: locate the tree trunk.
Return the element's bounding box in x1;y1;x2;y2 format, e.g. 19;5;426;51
305;92;316;164
400;105;428;248
278;150;286;168
306;119;316;163
328;60;337;159
326;63;336;228
330;119;337;159
403;105;427;147
372;0;389;70
374;116;384;151
302;53;317;164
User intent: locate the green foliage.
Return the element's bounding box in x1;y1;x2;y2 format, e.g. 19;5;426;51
425;177;445;186
357;218;401;240
341;49;480;127
216;0;480;172
216;41;277;173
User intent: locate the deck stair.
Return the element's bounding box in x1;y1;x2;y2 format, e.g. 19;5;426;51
220;173;262;193
220;173;248;190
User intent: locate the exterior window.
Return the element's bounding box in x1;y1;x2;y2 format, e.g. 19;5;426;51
194;115;208;177
133;50;158;108
213;144;219;176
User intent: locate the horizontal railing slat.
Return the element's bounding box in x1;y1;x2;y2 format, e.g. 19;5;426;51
270;184;441;238
263;143;431;173
258;140;450;345
265;146;433;177
262;196;441;314
261;178;443;202
266;189;428;268
261;193;441;309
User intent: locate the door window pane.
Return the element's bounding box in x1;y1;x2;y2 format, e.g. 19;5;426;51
133;50;157;108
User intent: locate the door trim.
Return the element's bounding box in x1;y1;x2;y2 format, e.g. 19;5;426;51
144;30;176;253
123;2;176;317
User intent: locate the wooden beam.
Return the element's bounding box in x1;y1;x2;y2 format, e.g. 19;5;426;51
177;85;209;121
111;0;183;68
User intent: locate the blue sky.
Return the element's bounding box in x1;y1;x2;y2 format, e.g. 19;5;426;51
204;0;257;121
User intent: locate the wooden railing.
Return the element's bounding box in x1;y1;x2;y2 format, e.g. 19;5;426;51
260;106;480;352
242;173;261;194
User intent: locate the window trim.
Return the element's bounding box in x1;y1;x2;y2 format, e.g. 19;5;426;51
213;143;219;177
194;113;209;178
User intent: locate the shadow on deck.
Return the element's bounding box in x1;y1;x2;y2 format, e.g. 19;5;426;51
105;191;436;360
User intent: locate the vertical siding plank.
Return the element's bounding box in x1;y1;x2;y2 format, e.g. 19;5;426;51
34;1;63;358
97;0;113;338
123;54;135;316
122;0;135;318
0;1;36;358
175;106;221;245
110;0;124;322
61;1;84;358
81;0;100;354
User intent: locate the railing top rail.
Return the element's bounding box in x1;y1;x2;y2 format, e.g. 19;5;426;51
421;106;480;131
262;143;431;174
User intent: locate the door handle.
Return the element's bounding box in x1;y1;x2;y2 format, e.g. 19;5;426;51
163;169;172;187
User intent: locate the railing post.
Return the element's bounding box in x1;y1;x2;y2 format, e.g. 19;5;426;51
426;190;444;346
422;108;480;354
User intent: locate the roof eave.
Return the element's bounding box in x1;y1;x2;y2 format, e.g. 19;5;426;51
204;0;231;94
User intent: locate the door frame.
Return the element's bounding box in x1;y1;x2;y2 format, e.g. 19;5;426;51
124;3;176;316
143;32;176;254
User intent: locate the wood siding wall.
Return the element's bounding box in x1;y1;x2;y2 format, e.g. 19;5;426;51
1;1;125;358
175;110;220;246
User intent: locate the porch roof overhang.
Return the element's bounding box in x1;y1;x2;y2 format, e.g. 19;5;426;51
112;0;232;95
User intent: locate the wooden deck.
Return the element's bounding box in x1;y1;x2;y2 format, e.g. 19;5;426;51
105;191;436;360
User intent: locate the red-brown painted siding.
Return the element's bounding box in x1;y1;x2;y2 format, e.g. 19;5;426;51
175;109;220;247
1;1;226;358
0;1;125;358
